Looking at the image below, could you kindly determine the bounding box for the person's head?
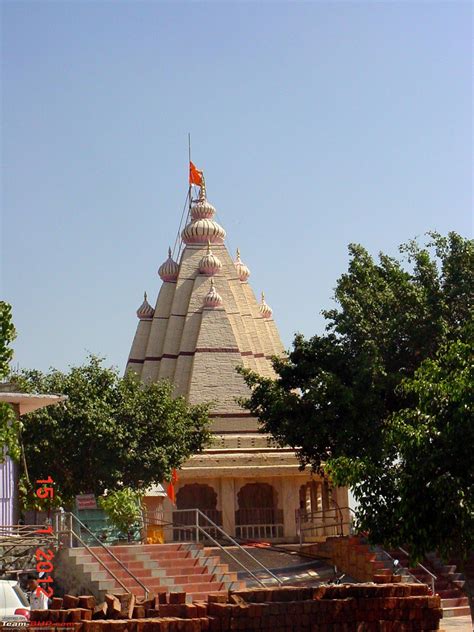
[26,575,38,591]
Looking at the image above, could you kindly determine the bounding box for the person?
[26,575,49,610]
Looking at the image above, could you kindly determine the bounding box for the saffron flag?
[189,161,203,186]
[166,469,179,504]
[167,481,176,504]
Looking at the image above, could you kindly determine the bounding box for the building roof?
[0,392,67,415]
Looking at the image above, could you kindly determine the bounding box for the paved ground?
[441,616,473,631]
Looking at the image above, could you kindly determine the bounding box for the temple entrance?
[235,483,283,540]
[173,483,222,541]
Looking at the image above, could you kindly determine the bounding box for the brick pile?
[307,536,394,583]
[21,584,444,632]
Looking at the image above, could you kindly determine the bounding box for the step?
[438,589,464,598]
[442,606,472,618]
[120,575,218,590]
[89,561,207,576]
[178,581,224,593]
[95,557,202,571]
[88,544,194,553]
[441,597,469,608]
[93,551,195,561]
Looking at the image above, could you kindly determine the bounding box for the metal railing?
[0,524,57,576]
[374,546,423,585]
[399,547,437,595]
[235,508,284,526]
[146,508,283,587]
[371,546,437,595]
[235,523,284,540]
[166,509,223,541]
[55,512,150,598]
[297,506,352,545]
[0,524,57,545]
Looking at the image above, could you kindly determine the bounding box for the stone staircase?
[301,536,471,619]
[386,548,471,619]
[59,542,246,602]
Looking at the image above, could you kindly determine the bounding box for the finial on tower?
[137,292,154,320]
[199,240,222,276]
[234,248,250,282]
[259,291,273,319]
[199,174,207,200]
[158,248,179,282]
[203,277,223,308]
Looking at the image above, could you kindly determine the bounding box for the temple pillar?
[220,478,236,536]
[281,477,299,539]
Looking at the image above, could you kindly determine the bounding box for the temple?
[126,176,348,542]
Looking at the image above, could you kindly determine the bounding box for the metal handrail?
[299,519,351,535]
[297,506,352,545]
[145,508,283,586]
[192,524,268,588]
[0,524,56,547]
[399,547,437,594]
[194,509,283,586]
[69,527,133,596]
[58,512,150,598]
[375,547,422,586]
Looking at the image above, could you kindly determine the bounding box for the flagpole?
[188,132,192,211]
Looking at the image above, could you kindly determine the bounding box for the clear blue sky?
[2,1,472,373]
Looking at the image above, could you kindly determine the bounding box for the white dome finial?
[158,248,179,282]
[259,291,273,319]
[199,240,222,276]
[137,292,154,320]
[234,248,250,282]
[203,278,223,308]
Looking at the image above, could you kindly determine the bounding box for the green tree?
[98,488,144,540]
[240,232,473,559]
[0,301,20,462]
[13,356,211,509]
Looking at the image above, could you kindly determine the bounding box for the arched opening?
[235,483,283,539]
[173,483,222,541]
[176,483,218,512]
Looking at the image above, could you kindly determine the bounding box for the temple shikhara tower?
[126,167,348,542]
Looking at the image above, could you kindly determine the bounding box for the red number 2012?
[34,478,55,598]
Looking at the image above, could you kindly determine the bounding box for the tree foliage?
[98,488,144,537]
[13,356,211,509]
[0,301,19,462]
[240,232,473,559]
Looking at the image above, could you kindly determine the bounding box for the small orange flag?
[167,481,176,504]
[171,469,179,484]
[189,161,203,186]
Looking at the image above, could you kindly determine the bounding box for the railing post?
[66,512,73,548]
[195,509,199,544]
[297,511,303,548]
